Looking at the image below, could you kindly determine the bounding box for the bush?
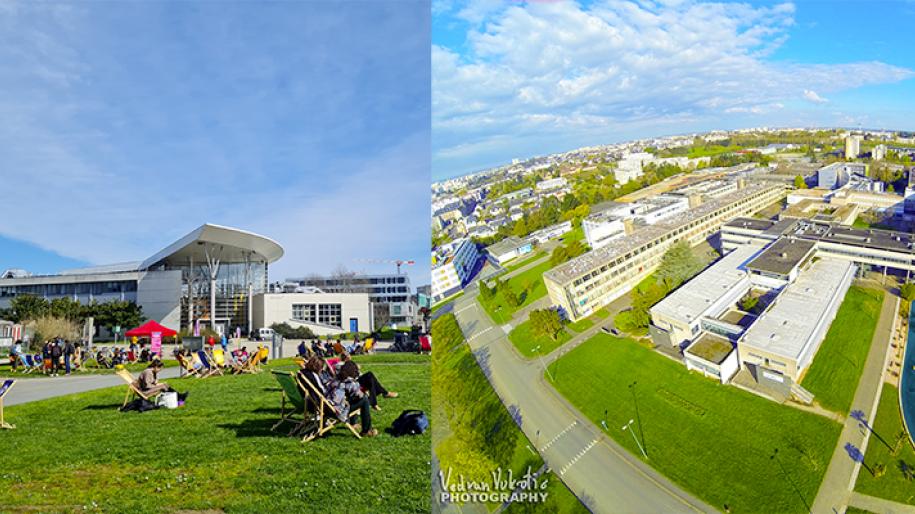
[27,316,79,343]
[269,322,316,339]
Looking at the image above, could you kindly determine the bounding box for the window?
[292,304,316,323]
[318,303,342,328]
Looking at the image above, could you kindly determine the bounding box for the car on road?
[601,324,621,336]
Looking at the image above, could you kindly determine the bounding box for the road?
[451,287,714,513]
[3,367,182,406]
[811,290,899,514]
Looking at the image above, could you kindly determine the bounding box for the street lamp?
[628,381,647,455]
[531,345,555,382]
[623,419,647,459]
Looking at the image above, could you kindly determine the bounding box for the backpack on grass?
[390,410,429,436]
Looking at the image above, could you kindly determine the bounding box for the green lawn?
[801,286,884,414]
[508,319,572,358]
[549,334,842,514]
[433,314,585,512]
[0,354,430,513]
[854,384,915,505]
[560,226,584,244]
[502,251,546,273]
[480,260,553,324]
[566,308,609,333]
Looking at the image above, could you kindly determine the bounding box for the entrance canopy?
[125,320,178,338]
[140,223,284,270]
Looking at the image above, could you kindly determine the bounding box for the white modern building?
[253,292,373,336]
[582,212,628,250]
[432,238,480,301]
[286,272,415,328]
[536,177,568,192]
[485,236,533,265]
[817,162,868,190]
[0,224,284,334]
[528,220,573,244]
[873,144,887,161]
[615,152,654,183]
[846,135,862,159]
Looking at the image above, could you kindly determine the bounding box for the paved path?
[452,291,715,514]
[811,291,899,514]
[3,367,182,406]
[848,492,915,514]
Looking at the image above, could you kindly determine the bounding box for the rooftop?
[650,244,761,325]
[545,183,782,285]
[485,236,528,257]
[794,221,915,255]
[724,217,777,232]
[741,258,854,362]
[686,333,735,365]
[745,238,816,277]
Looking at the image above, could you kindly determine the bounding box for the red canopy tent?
[124,320,177,338]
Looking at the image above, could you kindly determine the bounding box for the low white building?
[253,292,373,336]
[528,220,572,244]
[485,236,533,265]
[684,333,740,384]
[536,177,568,192]
[631,196,690,225]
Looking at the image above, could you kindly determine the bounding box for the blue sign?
[0,379,13,398]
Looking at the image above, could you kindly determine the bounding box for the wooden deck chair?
[115,369,160,409]
[175,353,200,378]
[363,338,375,354]
[0,379,15,429]
[197,350,223,377]
[212,348,227,370]
[270,371,316,438]
[295,373,361,441]
[292,356,306,369]
[236,351,262,374]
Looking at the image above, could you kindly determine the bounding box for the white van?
[257,328,275,341]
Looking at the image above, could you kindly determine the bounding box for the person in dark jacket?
[338,355,397,410]
[49,340,63,376]
[63,339,75,375]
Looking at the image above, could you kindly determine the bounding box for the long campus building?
[543,181,786,321]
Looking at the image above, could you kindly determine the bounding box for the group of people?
[9,338,83,376]
[302,336,372,359]
[172,345,269,376]
[297,352,397,438]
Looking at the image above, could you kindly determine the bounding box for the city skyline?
[0,1,431,285]
[433,0,915,180]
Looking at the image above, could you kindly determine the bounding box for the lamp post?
[772,448,811,513]
[629,381,646,455]
[531,345,555,382]
[623,419,647,459]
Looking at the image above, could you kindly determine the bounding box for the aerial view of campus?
[431,1,915,513]
[0,2,432,513]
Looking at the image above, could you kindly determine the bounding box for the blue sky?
[0,1,431,285]
[432,0,915,180]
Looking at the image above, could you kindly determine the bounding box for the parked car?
[600,324,621,336]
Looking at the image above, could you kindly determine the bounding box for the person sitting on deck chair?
[333,361,377,437]
[338,353,397,411]
[137,359,171,396]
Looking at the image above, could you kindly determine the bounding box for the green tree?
[89,300,144,333]
[793,175,807,189]
[739,294,759,313]
[49,297,85,322]
[529,309,563,341]
[900,282,915,302]
[501,282,520,308]
[655,241,704,290]
[479,280,494,301]
[7,294,50,322]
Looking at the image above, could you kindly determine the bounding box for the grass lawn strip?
[508,320,572,358]
[853,383,915,505]
[549,334,841,514]
[0,355,430,513]
[801,286,884,414]
[480,260,553,324]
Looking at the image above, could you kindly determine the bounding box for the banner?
[194,319,200,337]
[151,331,162,356]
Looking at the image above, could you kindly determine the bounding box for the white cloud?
[433,0,914,176]
[803,89,828,103]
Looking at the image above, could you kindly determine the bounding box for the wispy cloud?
[433,0,915,178]
[0,1,431,284]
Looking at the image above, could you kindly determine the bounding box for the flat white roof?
[651,244,762,325]
[740,258,854,362]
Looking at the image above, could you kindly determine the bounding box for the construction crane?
[354,258,415,275]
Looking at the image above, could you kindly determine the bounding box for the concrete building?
[528,220,573,244]
[485,236,533,265]
[287,273,415,328]
[536,177,568,192]
[684,333,741,384]
[817,162,867,189]
[582,212,629,250]
[630,196,690,225]
[873,144,887,161]
[253,292,373,336]
[0,224,283,334]
[432,238,480,301]
[544,182,786,321]
[615,152,654,184]
[846,135,862,159]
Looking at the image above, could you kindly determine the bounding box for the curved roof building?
[0,224,284,333]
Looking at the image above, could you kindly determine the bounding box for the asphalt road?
[451,287,714,514]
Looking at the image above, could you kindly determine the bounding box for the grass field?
[480,260,553,324]
[566,308,609,333]
[502,251,546,273]
[0,354,430,513]
[560,226,584,244]
[549,334,842,514]
[801,286,884,414]
[854,384,915,505]
[433,314,586,513]
[508,319,572,358]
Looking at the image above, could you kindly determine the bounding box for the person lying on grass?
[298,357,377,438]
[337,353,398,411]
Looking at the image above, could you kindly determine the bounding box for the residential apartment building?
[432,238,480,301]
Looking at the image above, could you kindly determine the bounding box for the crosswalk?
[559,438,599,476]
[539,420,577,452]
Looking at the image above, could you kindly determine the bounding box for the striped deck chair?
[18,354,35,374]
[176,353,200,378]
[197,350,222,377]
[296,372,361,441]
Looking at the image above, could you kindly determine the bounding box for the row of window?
[0,281,138,297]
[292,303,343,328]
